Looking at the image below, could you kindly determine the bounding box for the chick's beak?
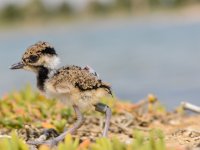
[10,62,24,70]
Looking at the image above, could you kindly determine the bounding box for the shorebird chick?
[10,41,112,146]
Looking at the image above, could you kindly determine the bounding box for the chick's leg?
[27,105,84,147]
[94,103,112,137]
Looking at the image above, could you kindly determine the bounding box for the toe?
[42,128,59,138]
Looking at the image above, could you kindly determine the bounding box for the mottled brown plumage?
[23,41,55,59]
[49,65,111,94]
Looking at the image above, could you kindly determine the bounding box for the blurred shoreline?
[1,3,200,31]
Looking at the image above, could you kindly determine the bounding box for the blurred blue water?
[1,18,200,109]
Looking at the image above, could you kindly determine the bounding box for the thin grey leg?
[27,105,84,146]
[94,103,112,137]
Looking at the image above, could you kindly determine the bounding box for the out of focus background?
[1,0,200,109]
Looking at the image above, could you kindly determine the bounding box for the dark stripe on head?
[42,47,57,55]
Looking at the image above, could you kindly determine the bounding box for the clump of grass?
[0,132,29,150]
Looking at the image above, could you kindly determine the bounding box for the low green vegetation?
[0,85,72,131]
[0,86,167,150]
[0,131,166,150]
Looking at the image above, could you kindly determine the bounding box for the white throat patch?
[44,56,60,69]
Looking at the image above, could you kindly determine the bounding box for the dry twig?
[181,102,200,113]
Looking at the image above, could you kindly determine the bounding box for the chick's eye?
[29,55,39,63]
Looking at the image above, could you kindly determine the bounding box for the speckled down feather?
[49,65,112,95]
